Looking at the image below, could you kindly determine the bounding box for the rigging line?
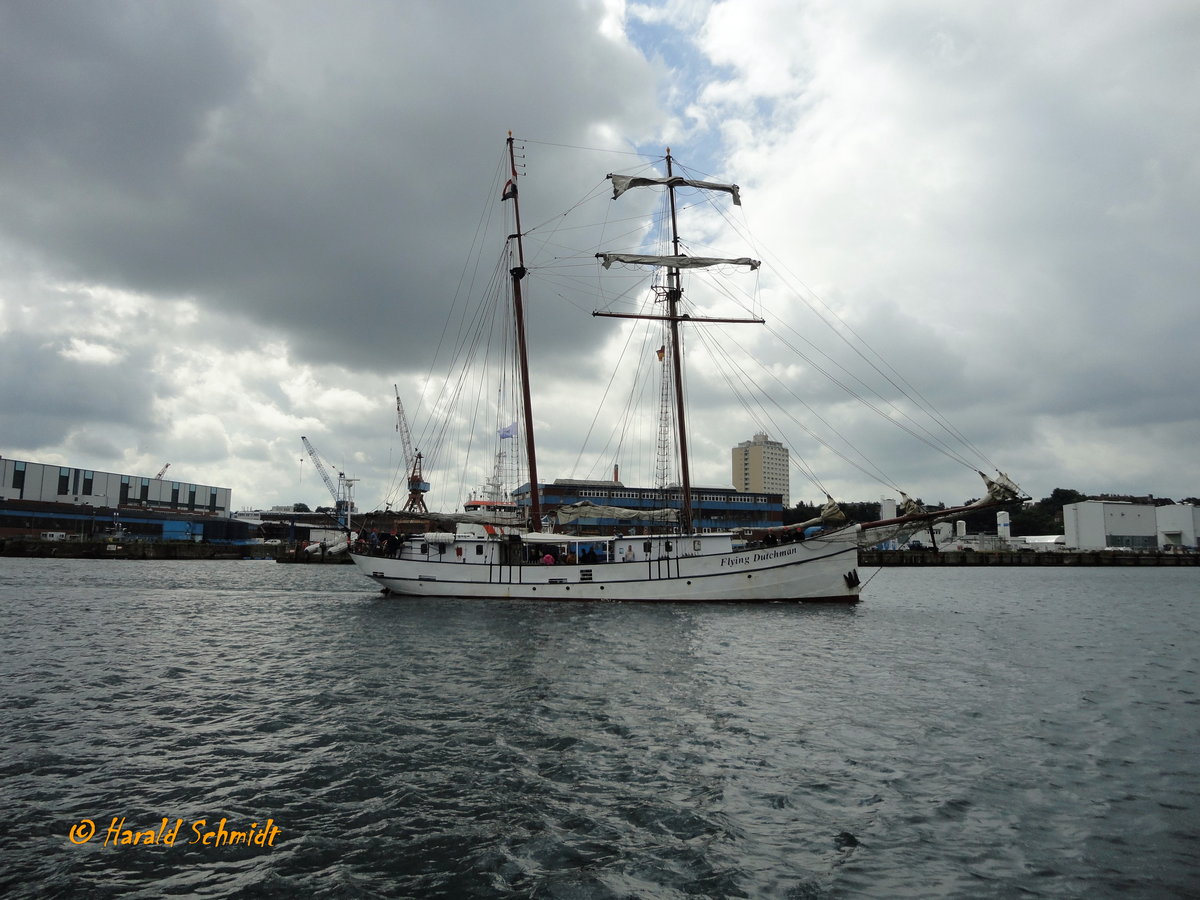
[513,136,650,158]
[691,322,903,492]
[768,324,984,472]
[748,235,997,470]
[454,260,516,506]
[697,182,991,468]
[422,252,510,485]
[410,149,512,461]
[588,304,665,485]
[688,327,844,496]
[700,337,888,497]
[701,346,829,494]
[570,174,663,482]
[527,209,652,238]
[762,319,981,471]
[567,311,646,479]
[457,289,504,505]
[671,158,745,186]
[763,321,980,475]
[521,179,613,246]
[613,315,666,480]
[699,218,980,467]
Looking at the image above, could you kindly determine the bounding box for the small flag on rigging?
[498,422,518,439]
[656,345,665,361]
[501,179,517,200]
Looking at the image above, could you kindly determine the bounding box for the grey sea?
[2,559,1197,898]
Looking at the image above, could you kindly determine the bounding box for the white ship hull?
[350,525,862,602]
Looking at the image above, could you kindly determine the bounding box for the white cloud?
[58,338,124,366]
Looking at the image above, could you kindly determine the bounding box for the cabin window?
[456,546,463,557]
[643,541,652,553]
[693,540,702,552]
[475,545,483,555]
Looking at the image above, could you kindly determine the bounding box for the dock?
[860,549,1198,566]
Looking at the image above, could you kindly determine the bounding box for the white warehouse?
[1063,500,1198,551]
[1157,504,1200,550]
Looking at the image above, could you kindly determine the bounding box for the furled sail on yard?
[609,173,743,205]
[554,501,679,525]
[596,253,761,270]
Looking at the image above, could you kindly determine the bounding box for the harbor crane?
[300,436,356,530]
[155,463,170,480]
[394,385,430,514]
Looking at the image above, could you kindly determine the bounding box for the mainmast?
[595,150,762,536]
[504,132,542,530]
[663,149,695,531]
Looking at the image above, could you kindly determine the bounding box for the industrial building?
[1063,500,1198,551]
[0,456,248,543]
[732,432,789,507]
[1157,503,1200,550]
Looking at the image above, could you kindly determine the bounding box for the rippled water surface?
[2,559,1198,897]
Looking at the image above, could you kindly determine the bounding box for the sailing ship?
[350,135,1023,601]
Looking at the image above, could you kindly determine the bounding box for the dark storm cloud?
[0,329,159,445]
[0,1,661,374]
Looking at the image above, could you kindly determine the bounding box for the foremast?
[596,149,762,534]
[504,132,542,530]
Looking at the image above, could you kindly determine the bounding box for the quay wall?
[861,549,1198,567]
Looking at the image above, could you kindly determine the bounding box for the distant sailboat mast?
[504,131,542,529]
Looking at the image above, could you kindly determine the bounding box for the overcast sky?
[2,0,1198,515]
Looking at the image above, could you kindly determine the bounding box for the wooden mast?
[505,132,541,530]
[593,149,762,535]
[663,148,694,533]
